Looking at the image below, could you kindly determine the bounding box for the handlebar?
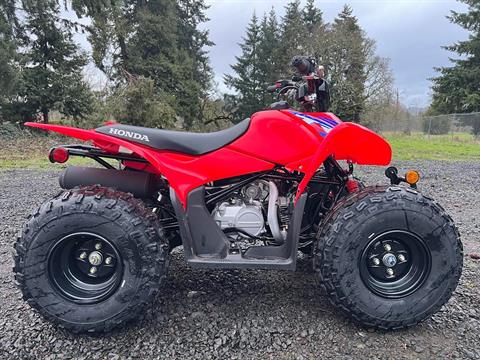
[267,74,323,110]
[268,76,319,93]
[267,84,279,93]
[291,75,302,82]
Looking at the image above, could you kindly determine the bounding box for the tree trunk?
[42,109,49,123]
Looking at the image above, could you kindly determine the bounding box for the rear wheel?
[314,186,463,329]
[14,186,168,333]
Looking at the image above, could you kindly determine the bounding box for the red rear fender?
[25,123,160,166]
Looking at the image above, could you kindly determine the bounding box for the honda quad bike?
[13,79,462,334]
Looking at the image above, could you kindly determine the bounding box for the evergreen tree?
[18,0,92,122]
[258,8,281,106]
[176,0,214,90]
[303,0,323,33]
[74,0,213,129]
[224,13,264,121]
[0,1,19,120]
[175,0,215,127]
[225,2,394,126]
[126,1,202,128]
[327,5,367,122]
[124,2,180,95]
[302,0,325,58]
[278,0,305,76]
[430,0,480,117]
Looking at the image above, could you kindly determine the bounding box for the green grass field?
[0,134,108,169]
[384,132,480,161]
[0,131,478,170]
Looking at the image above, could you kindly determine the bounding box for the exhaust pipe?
[268,181,286,244]
[59,166,160,198]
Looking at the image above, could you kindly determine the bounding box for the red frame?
[25,110,391,207]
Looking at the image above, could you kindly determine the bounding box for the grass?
[383,132,480,161]
[0,130,478,170]
[0,156,94,169]
[0,134,105,170]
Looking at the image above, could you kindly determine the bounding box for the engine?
[212,180,268,238]
[212,200,265,237]
[211,180,294,242]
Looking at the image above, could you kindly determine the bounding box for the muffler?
[59,166,160,198]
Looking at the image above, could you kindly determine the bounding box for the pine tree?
[303,0,323,33]
[327,5,367,122]
[302,0,325,58]
[430,0,480,116]
[278,0,305,76]
[176,0,215,128]
[0,1,19,120]
[73,0,213,129]
[176,0,214,89]
[224,13,264,121]
[258,8,281,107]
[19,0,92,122]
[124,2,180,90]
[225,2,393,126]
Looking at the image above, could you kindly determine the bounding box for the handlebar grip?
[267,85,278,93]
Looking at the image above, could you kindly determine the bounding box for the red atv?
[14,79,462,333]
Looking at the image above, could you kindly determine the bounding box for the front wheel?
[314,186,463,330]
[13,186,168,333]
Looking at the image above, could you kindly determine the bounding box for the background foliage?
[429,0,480,136]
[0,0,478,137]
[225,2,395,124]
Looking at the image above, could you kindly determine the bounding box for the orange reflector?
[405,170,420,185]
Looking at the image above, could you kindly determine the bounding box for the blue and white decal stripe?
[289,111,338,134]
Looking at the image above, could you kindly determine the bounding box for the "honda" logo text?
[109,128,150,142]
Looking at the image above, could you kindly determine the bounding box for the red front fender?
[296,122,392,200]
[320,122,392,165]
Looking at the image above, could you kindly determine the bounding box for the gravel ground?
[0,160,479,360]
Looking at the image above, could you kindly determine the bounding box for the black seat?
[96,118,251,155]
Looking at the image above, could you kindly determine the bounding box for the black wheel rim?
[48,232,123,304]
[359,230,431,299]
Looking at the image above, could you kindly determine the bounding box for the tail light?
[49,147,69,163]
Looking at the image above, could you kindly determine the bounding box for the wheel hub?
[360,230,431,298]
[382,253,397,267]
[47,232,122,304]
[88,251,103,266]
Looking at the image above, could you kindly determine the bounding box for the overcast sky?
[203,0,469,108]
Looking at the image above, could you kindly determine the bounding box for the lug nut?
[105,257,112,265]
[95,242,102,250]
[398,254,406,262]
[372,258,380,266]
[89,266,97,274]
[386,268,394,276]
[383,244,392,252]
[79,252,87,260]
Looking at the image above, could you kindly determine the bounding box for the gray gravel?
[1,161,479,360]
